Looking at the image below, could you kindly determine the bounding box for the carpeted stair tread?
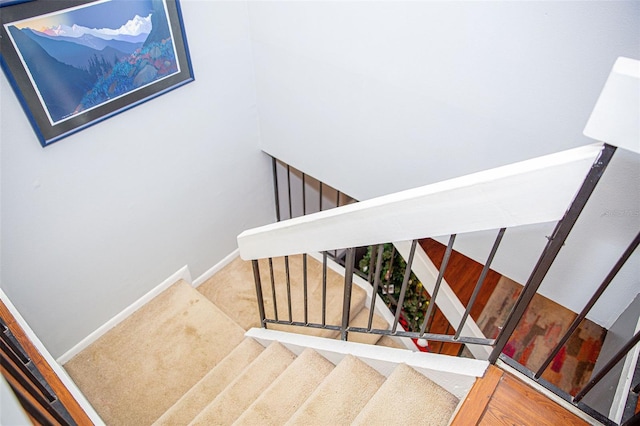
[153,337,265,425]
[285,354,385,426]
[64,280,246,426]
[268,280,367,338]
[345,307,389,344]
[376,335,407,349]
[234,348,335,426]
[198,255,368,339]
[189,341,296,425]
[352,363,459,426]
[197,256,270,330]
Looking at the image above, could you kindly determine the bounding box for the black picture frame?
[0,0,194,147]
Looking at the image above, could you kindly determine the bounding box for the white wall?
[249,1,639,197]
[0,1,274,358]
[247,1,640,327]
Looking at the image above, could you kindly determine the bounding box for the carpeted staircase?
[63,255,460,425]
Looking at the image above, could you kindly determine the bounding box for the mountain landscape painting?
[4,0,181,126]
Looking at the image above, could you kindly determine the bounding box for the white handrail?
[238,143,604,260]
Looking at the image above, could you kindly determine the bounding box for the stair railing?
[249,239,501,348]
[1,316,77,425]
[242,144,640,425]
[256,159,509,349]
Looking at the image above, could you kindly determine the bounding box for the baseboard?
[193,248,240,288]
[57,265,192,365]
[0,289,105,425]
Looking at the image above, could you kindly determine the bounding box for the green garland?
[359,244,429,332]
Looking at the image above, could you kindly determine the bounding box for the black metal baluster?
[367,244,385,331]
[535,231,640,379]
[271,157,281,222]
[367,245,379,284]
[574,331,640,403]
[302,173,306,216]
[285,256,292,323]
[286,165,292,219]
[303,254,308,325]
[322,251,328,326]
[454,228,505,339]
[392,240,418,333]
[341,248,356,340]
[252,260,267,328]
[490,144,617,363]
[385,245,396,295]
[420,234,456,336]
[623,357,640,423]
[268,257,278,321]
[334,191,341,259]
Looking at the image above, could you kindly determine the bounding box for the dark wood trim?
[0,300,94,425]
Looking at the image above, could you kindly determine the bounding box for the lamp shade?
[583,57,640,154]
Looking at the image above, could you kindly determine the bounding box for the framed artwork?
[0,0,194,147]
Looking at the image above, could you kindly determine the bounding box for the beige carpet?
[153,337,264,425]
[347,307,391,344]
[65,260,459,425]
[286,354,386,426]
[234,347,335,426]
[189,341,296,425]
[353,363,459,426]
[377,334,407,349]
[198,255,389,341]
[64,280,245,425]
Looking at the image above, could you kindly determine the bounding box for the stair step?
[153,337,264,425]
[234,348,335,426]
[376,334,407,349]
[352,363,459,426]
[346,307,388,345]
[285,354,385,425]
[64,280,246,426]
[268,279,367,338]
[189,341,296,425]
[198,255,371,339]
[197,256,267,330]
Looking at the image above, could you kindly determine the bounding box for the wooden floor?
[452,365,591,426]
[418,241,611,424]
[419,238,502,356]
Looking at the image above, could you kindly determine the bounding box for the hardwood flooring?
[452,365,590,426]
[418,238,502,355]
